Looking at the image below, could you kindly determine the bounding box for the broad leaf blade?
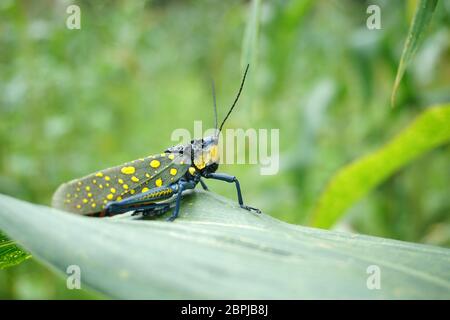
[0,191,449,299]
[391,0,438,106]
[310,104,450,229]
[0,231,31,269]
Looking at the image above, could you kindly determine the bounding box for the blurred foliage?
[311,104,450,228]
[0,0,449,298]
[0,231,31,269]
[391,0,438,106]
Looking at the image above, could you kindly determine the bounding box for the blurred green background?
[0,0,449,299]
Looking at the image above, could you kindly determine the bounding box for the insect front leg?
[203,173,261,214]
[166,180,197,222]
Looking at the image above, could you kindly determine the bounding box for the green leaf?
[310,104,450,229]
[0,231,31,269]
[391,0,438,107]
[0,191,449,299]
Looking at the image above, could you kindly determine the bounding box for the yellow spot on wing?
[189,167,196,175]
[142,187,149,193]
[130,189,136,195]
[123,184,129,190]
[107,194,113,200]
[87,193,92,197]
[155,178,163,187]
[83,199,88,204]
[168,154,175,160]
[145,173,150,178]
[121,166,136,175]
[110,188,116,194]
[170,168,177,176]
[118,178,124,184]
[99,184,103,189]
[131,176,139,182]
[95,172,103,177]
[91,203,96,208]
[150,160,160,168]
[76,204,81,209]
[105,176,111,181]
[116,196,122,201]
[85,186,90,191]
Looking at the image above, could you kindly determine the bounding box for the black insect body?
[52,65,260,221]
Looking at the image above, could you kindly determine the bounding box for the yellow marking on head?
[91,203,96,208]
[131,176,139,182]
[83,198,88,204]
[116,196,122,201]
[95,172,103,177]
[155,178,163,187]
[110,188,116,194]
[168,154,175,160]
[87,193,92,198]
[123,184,129,190]
[121,166,136,175]
[85,186,90,191]
[130,189,136,195]
[105,176,111,181]
[150,160,160,168]
[107,194,114,200]
[118,178,124,184]
[142,187,149,193]
[76,204,81,209]
[189,167,196,175]
[170,168,177,176]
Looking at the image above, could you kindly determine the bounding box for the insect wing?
[52,152,190,215]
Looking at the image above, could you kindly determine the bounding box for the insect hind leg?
[133,203,172,218]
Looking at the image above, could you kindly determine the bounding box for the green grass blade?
[241,0,261,68]
[0,191,449,299]
[310,104,450,228]
[0,231,31,269]
[391,0,438,107]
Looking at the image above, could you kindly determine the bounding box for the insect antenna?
[218,64,250,133]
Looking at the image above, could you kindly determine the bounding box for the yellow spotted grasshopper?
[52,65,260,221]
